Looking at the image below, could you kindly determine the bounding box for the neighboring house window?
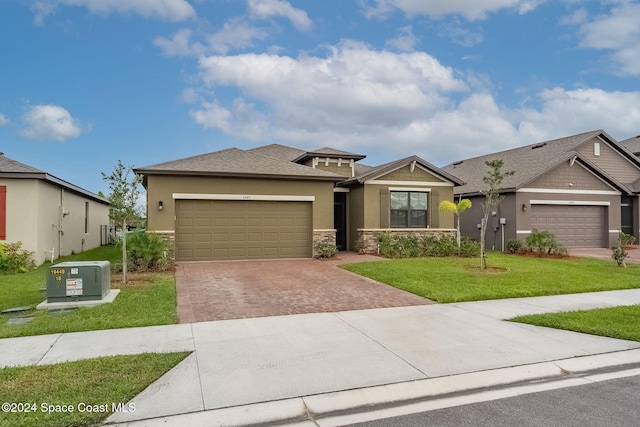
[390,191,428,228]
[0,186,5,240]
[84,202,89,234]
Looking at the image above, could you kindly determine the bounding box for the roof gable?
[443,130,639,195]
[340,155,464,186]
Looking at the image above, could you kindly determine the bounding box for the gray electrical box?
[46,261,111,303]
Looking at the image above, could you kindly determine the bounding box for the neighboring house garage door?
[175,200,312,261]
[530,204,605,248]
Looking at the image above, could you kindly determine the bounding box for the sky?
[2,0,640,197]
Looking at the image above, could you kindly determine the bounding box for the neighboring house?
[0,153,110,265]
[620,134,640,157]
[135,145,463,261]
[442,130,640,250]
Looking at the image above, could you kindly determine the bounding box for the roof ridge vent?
[452,160,463,166]
[531,142,547,149]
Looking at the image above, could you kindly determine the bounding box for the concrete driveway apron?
[175,252,434,323]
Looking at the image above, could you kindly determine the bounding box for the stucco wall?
[1,179,39,258]
[145,175,336,233]
[1,178,109,265]
[362,183,455,229]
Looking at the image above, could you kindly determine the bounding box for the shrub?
[619,231,636,247]
[458,236,481,257]
[506,239,523,254]
[315,241,338,259]
[0,241,36,274]
[524,230,567,257]
[377,233,419,258]
[378,233,477,258]
[118,231,173,272]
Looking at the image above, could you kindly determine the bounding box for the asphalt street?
[353,374,640,427]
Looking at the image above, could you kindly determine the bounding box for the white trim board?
[172,193,315,202]
[388,187,432,192]
[518,188,620,195]
[367,180,453,187]
[529,200,610,206]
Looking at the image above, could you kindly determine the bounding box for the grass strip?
[0,352,189,427]
[511,305,640,342]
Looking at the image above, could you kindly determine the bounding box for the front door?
[621,196,635,237]
[334,193,347,251]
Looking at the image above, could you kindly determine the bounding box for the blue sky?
[2,0,640,196]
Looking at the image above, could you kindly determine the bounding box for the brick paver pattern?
[175,252,433,323]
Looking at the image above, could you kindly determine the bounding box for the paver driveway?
[175,252,433,323]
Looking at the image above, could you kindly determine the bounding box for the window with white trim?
[390,191,428,228]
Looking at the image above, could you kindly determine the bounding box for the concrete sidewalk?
[3,289,640,425]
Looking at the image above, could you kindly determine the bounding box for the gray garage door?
[175,200,312,261]
[530,204,605,248]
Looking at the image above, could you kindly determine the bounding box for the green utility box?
[46,261,111,303]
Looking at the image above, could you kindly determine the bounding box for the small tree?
[439,198,472,256]
[480,159,514,270]
[102,161,144,284]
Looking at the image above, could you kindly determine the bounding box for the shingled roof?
[0,153,109,204]
[339,155,464,186]
[135,147,344,181]
[442,130,637,196]
[292,147,366,163]
[620,135,640,155]
[0,153,45,174]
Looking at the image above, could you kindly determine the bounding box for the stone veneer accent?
[356,228,456,254]
[313,229,337,257]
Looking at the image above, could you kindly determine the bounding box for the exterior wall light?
[158,201,163,211]
[522,204,527,212]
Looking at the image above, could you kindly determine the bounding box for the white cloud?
[37,0,195,23]
[0,114,9,126]
[361,0,544,21]
[385,25,419,52]
[20,104,88,142]
[206,19,269,55]
[188,42,640,165]
[31,1,57,26]
[515,87,640,142]
[248,0,312,31]
[577,2,640,75]
[155,20,269,56]
[154,29,202,56]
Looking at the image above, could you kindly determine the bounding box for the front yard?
[0,245,178,339]
[342,253,640,303]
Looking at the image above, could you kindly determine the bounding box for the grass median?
[0,352,189,427]
[342,253,640,303]
[512,305,640,342]
[0,245,178,338]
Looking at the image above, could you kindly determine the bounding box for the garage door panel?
[176,200,312,261]
[530,204,604,248]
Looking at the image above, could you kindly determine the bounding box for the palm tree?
[439,198,472,256]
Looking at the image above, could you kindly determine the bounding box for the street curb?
[105,349,640,426]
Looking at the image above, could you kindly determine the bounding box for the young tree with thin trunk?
[101,161,144,284]
[439,198,472,256]
[480,159,514,270]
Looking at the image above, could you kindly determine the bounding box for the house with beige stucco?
[0,153,110,265]
[135,144,464,261]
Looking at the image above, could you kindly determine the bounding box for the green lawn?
[342,253,640,303]
[0,246,178,338]
[512,305,640,342]
[0,352,189,427]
